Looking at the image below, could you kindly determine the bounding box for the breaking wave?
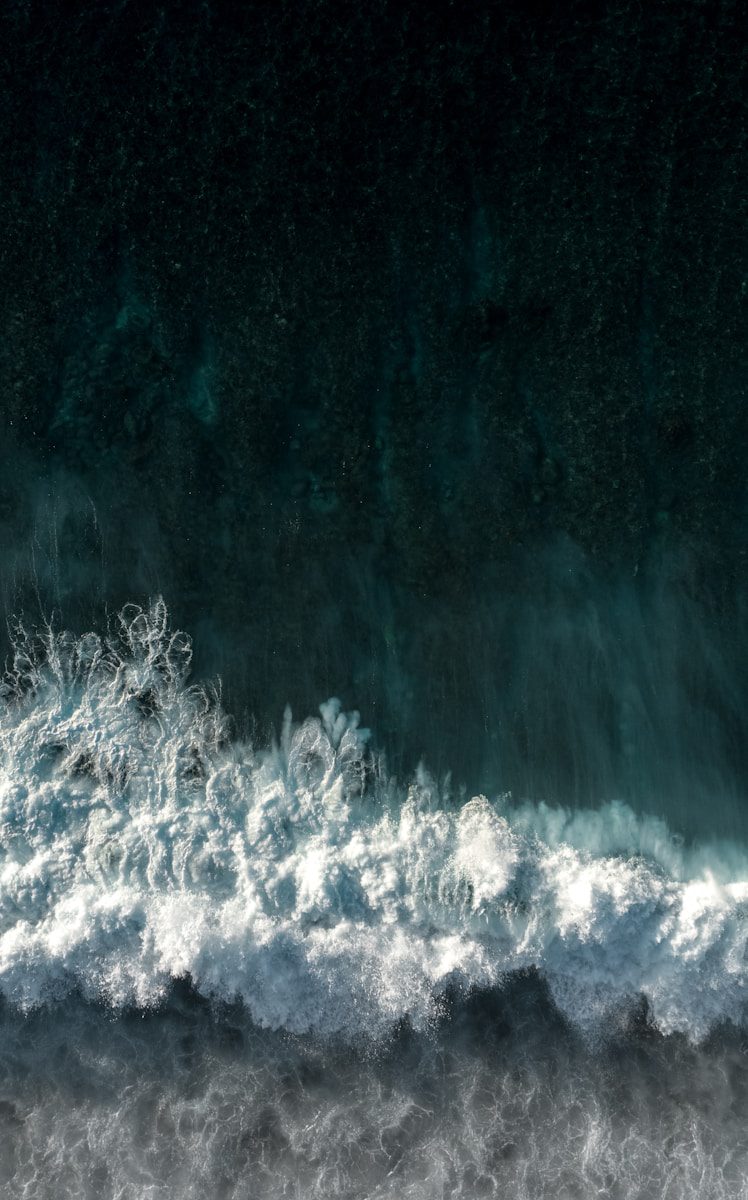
[0,600,745,1043]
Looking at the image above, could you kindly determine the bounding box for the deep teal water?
[0,1,746,1195]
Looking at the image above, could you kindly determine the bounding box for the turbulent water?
[2,5,748,1191]
[0,601,746,1197]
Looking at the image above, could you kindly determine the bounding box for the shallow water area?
[0,981,747,1200]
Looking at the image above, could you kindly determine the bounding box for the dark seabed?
[0,1,746,1196]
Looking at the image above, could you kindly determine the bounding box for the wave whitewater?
[0,601,745,1041]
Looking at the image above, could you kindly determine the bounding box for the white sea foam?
[0,601,745,1040]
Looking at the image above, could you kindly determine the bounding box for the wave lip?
[0,601,745,1041]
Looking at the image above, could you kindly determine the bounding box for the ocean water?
[0,602,745,1197]
[2,1,747,1196]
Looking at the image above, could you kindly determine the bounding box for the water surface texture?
[0,2,747,1197]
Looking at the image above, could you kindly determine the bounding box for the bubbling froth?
[0,601,745,1040]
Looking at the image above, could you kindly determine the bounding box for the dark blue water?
[0,1,746,1195]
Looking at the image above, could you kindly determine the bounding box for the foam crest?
[0,602,745,1040]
